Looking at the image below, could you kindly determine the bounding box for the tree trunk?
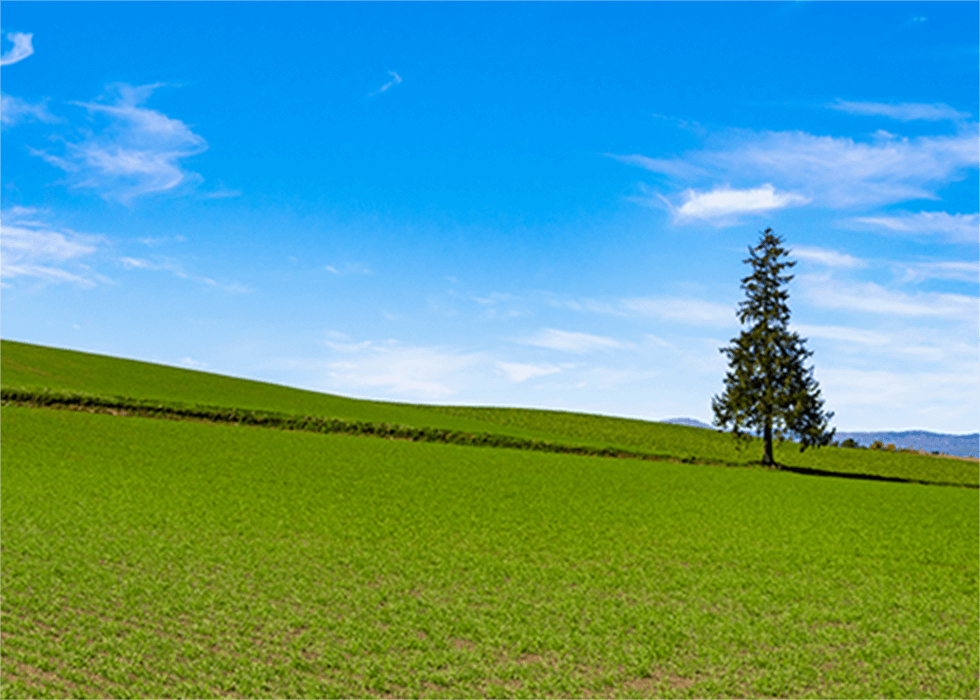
[763,419,774,466]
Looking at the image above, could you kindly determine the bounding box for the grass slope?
[2,339,976,486]
[2,406,977,699]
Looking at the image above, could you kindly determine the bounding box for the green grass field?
[2,340,978,698]
[3,340,976,486]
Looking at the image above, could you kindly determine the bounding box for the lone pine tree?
[712,228,835,466]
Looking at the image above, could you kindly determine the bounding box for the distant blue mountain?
[659,419,980,459]
[835,431,979,459]
[660,417,717,430]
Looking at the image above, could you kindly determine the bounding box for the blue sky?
[2,2,977,432]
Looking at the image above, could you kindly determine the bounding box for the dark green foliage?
[869,440,900,452]
[713,229,835,466]
[839,438,861,449]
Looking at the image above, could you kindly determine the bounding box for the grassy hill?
[2,339,976,486]
[3,340,977,698]
[2,403,977,698]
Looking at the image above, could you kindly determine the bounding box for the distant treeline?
[834,431,979,459]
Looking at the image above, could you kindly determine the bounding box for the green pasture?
[2,340,976,486]
[2,406,977,699]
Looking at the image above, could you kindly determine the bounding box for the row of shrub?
[1,386,703,466]
[836,437,946,456]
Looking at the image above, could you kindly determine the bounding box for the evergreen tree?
[712,228,835,466]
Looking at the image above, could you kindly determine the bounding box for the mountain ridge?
[661,418,979,459]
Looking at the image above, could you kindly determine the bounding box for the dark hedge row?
[0,387,696,465]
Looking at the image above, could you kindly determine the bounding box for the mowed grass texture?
[3,406,977,698]
[2,340,976,486]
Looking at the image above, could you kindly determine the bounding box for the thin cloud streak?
[894,261,978,284]
[120,257,155,269]
[828,99,971,122]
[841,211,979,243]
[559,296,736,326]
[1,264,95,286]
[794,323,976,365]
[325,262,372,276]
[120,254,251,293]
[793,324,891,347]
[201,188,242,200]
[792,245,867,269]
[620,297,736,325]
[609,153,707,180]
[801,276,978,320]
[0,32,34,66]
[521,328,624,353]
[496,361,562,383]
[789,243,974,283]
[369,70,402,97]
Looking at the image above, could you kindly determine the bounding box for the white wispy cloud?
[794,323,976,365]
[0,32,34,66]
[801,276,978,320]
[619,297,736,325]
[792,245,867,269]
[894,260,978,284]
[496,361,562,383]
[663,184,810,224]
[816,367,978,431]
[644,334,679,352]
[323,341,483,399]
[578,366,660,390]
[0,207,104,286]
[369,70,402,97]
[201,188,242,200]
[521,328,624,353]
[793,324,891,347]
[119,253,250,293]
[828,99,971,122]
[473,292,514,305]
[841,211,979,243]
[1,93,57,127]
[1,207,245,292]
[31,83,207,204]
[559,296,735,326]
[120,256,155,269]
[321,331,375,354]
[610,153,707,180]
[138,235,185,246]
[325,262,372,276]
[617,126,978,212]
[789,243,974,284]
